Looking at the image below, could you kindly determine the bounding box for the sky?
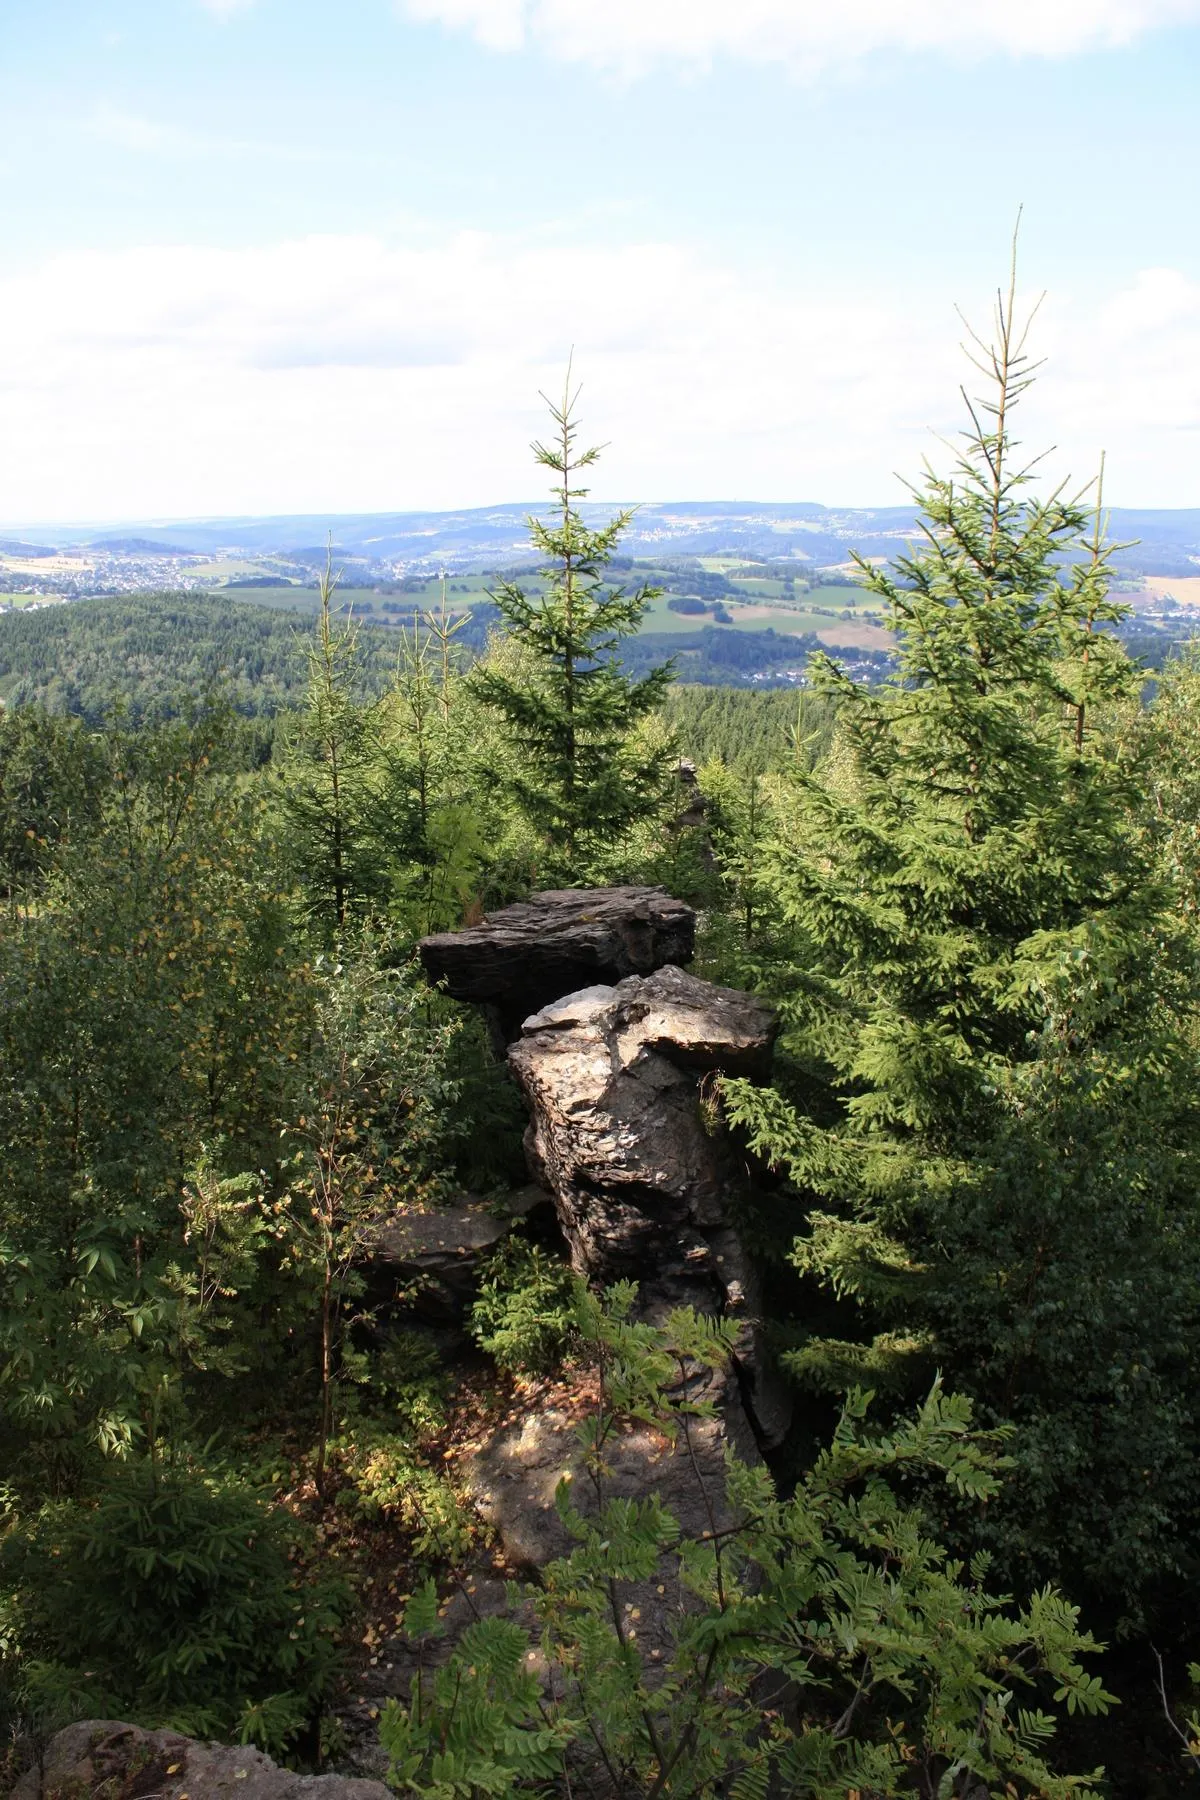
[0,0,1198,524]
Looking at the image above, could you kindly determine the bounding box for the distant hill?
[9,503,1198,577]
[86,535,201,555]
[0,538,58,558]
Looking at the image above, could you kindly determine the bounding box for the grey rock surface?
[418,887,695,1041]
[8,1722,391,1800]
[508,964,774,1276]
[508,964,790,1448]
[361,1187,553,1322]
[461,1361,759,1571]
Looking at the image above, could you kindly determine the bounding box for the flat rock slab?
[369,1202,510,1266]
[361,1189,552,1321]
[8,1722,391,1800]
[461,1367,759,1573]
[418,887,695,1040]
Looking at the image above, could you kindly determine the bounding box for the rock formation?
[341,892,795,1771]
[507,961,789,1449]
[509,963,774,1275]
[9,1722,391,1800]
[418,886,694,1042]
[419,889,791,1451]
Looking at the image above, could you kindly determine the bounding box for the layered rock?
[508,964,774,1279]
[418,886,694,1042]
[343,902,795,1774]
[417,887,790,1459]
[507,962,788,1449]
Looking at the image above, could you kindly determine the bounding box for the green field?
[207,567,895,648]
[208,582,322,612]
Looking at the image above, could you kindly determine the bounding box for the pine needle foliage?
[1,1461,347,1756]
[471,371,675,876]
[381,1286,1112,1799]
[721,247,1200,1614]
[278,548,400,932]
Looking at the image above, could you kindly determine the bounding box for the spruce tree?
[471,372,674,877]
[279,547,415,931]
[723,256,1200,1618]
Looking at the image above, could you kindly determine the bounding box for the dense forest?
[4,309,1200,1800]
[0,585,898,720]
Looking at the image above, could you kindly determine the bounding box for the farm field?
[208,566,898,648]
[1144,574,1200,607]
[0,552,92,579]
[211,582,323,612]
[636,582,891,649]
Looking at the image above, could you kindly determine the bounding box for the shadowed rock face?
[362,1186,550,1324]
[418,886,695,1042]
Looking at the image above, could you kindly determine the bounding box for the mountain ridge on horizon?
[3,500,1199,577]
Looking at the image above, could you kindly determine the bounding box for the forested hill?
[0,589,896,721]
[0,591,321,720]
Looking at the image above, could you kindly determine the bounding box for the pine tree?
[723,251,1200,1617]
[471,371,675,877]
[381,579,489,936]
[278,547,398,931]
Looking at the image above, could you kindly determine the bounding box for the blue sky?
[1,0,1198,521]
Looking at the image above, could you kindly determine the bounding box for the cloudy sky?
[1,0,1198,523]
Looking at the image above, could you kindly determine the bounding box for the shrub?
[332,1423,474,1565]
[0,1461,348,1756]
[362,1328,450,1437]
[382,1287,1114,1800]
[469,1234,577,1373]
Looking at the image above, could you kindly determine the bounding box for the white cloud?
[399,0,1200,73]
[0,232,1194,523]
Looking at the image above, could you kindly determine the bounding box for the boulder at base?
[8,1722,391,1800]
[362,1187,549,1322]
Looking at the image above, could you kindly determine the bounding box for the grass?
[206,568,896,650]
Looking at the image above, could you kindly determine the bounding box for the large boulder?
[418,887,695,1042]
[508,963,775,1280]
[8,1722,391,1800]
[507,964,789,1448]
